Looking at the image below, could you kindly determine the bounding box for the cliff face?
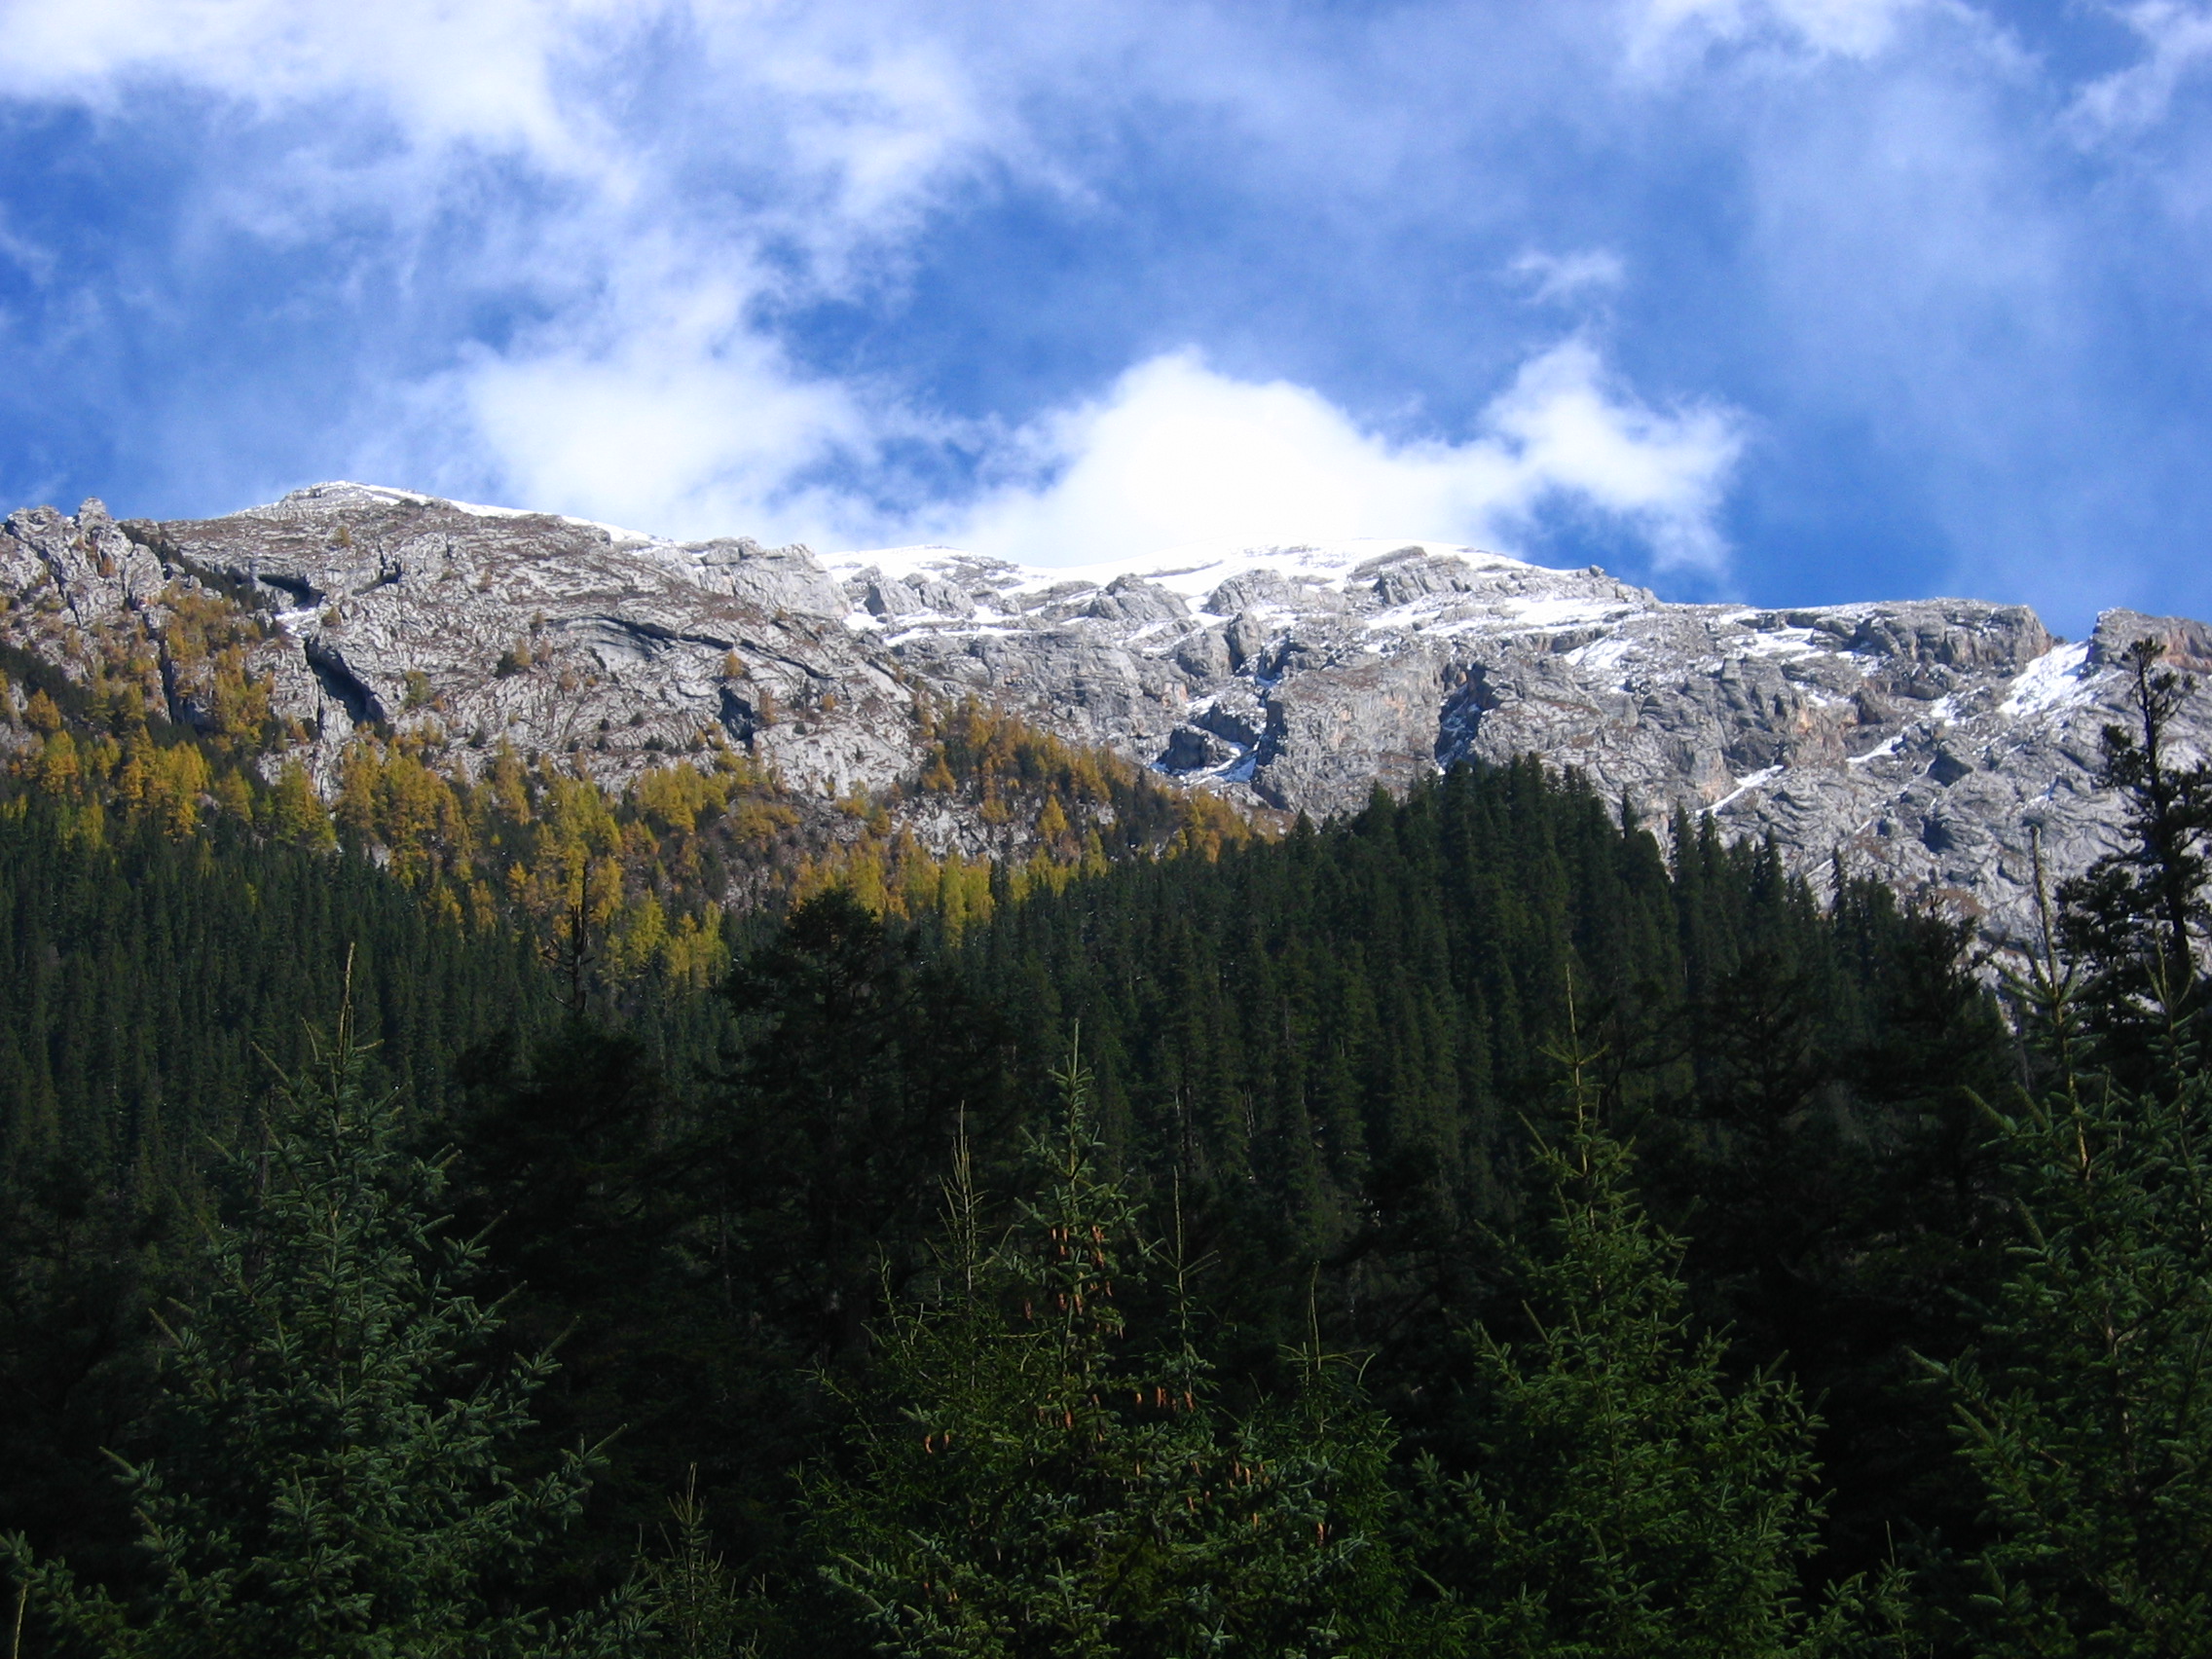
[5,480,2206,948]
[0,483,919,800]
[828,539,2212,950]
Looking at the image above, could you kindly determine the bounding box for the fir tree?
[2057,636,2212,1043]
[1416,1037,1861,1658]
[1925,935,2212,1655]
[638,1473,762,1659]
[799,1055,1405,1658]
[0,1152,174,1593]
[712,888,1014,1369]
[2,1006,636,1658]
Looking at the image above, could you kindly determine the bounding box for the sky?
[0,1,2208,633]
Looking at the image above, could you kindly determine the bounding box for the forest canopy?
[3,640,2209,1656]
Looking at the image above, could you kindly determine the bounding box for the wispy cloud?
[2070,3,2212,136]
[1629,0,1929,65]
[0,1,2207,630]
[0,0,635,166]
[1511,249,1628,306]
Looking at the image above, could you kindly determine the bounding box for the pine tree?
[799,1055,1405,1658]
[1415,1038,1861,1658]
[2,1005,636,1658]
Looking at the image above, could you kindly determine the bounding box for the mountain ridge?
[3,480,2205,952]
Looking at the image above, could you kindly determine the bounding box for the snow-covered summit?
[257,481,672,548]
[820,535,1646,647]
[823,535,1528,600]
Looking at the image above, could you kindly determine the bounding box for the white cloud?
[0,0,631,169]
[0,1,1014,274]
[1511,248,1628,304]
[931,344,1744,574]
[403,329,1745,578]
[0,0,1034,539]
[0,3,1737,573]
[429,283,877,544]
[1632,0,1927,61]
[3,2,2004,605]
[2071,3,2212,135]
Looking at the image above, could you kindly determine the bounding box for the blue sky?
[1,1,2209,633]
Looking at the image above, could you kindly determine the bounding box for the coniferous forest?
[4,642,2211,1656]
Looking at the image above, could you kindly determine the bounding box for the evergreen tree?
[1416,1040,1857,1657]
[1639,885,2013,1589]
[638,1474,762,1659]
[3,1008,635,1658]
[0,1154,176,1593]
[2058,636,2212,1044]
[799,1056,1405,1658]
[712,888,1015,1369]
[438,1021,717,1596]
[1925,950,2212,1655]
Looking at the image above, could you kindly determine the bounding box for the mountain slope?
[833,535,2209,949]
[3,481,2205,948]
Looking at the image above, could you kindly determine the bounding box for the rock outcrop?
[1,483,917,800]
[4,482,2206,953]
[844,540,2212,953]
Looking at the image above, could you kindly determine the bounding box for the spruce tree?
[2057,636,2212,1044]
[799,1055,1405,1658]
[2,1007,635,1658]
[712,888,1014,1369]
[1925,942,2212,1654]
[1415,1041,1859,1658]
[1914,639,2212,1654]
[638,1474,761,1659]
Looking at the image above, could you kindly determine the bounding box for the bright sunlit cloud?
[431,292,876,545]
[929,345,1741,571]
[423,329,1743,578]
[0,0,2208,629]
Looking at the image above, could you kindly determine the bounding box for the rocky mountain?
[4,480,2206,951]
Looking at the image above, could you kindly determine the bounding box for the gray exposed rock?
[1161,724,1234,772]
[6,486,2207,957]
[0,483,915,800]
[1088,574,1189,625]
[817,539,2211,957]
